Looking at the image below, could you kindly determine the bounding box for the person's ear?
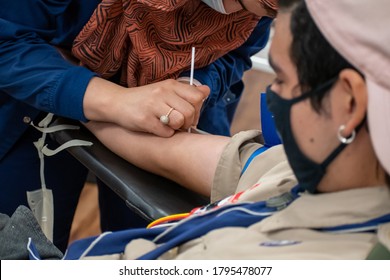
[337,69,367,137]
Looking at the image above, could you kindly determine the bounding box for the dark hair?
[279,0,358,113]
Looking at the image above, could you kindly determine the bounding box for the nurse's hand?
[83,77,210,137]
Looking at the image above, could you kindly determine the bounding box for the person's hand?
[83,77,210,137]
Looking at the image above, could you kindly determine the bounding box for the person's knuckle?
[184,106,196,118]
[137,113,150,126]
[175,112,185,125]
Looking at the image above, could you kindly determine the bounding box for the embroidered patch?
[260,240,301,247]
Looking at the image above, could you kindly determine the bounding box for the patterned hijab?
[72,0,277,87]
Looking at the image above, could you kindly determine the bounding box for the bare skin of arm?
[85,121,230,197]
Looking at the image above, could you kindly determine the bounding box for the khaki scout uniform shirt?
[211,130,297,203]
[154,131,390,259]
[170,186,390,259]
[90,131,390,259]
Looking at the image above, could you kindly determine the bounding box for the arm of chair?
[49,117,209,223]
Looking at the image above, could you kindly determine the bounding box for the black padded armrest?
[50,117,208,222]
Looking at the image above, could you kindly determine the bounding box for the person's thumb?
[197,85,211,99]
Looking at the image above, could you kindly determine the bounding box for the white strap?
[38,112,54,127]
[41,139,92,157]
[27,113,93,242]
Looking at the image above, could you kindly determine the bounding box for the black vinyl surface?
[50,117,208,222]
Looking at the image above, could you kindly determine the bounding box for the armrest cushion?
[50,117,208,222]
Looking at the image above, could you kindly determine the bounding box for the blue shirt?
[0,0,99,161]
[0,0,272,160]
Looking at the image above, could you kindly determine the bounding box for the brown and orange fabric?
[72,0,277,88]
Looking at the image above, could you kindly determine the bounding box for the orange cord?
[147,213,190,229]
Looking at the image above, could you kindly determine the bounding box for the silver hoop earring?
[337,125,356,144]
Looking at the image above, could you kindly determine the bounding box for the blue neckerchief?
[137,186,302,260]
[58,186,390,260]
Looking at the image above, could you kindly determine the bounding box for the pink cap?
[306,0,390,175]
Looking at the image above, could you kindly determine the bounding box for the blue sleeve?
[0,0,99,121]
[181,17,273,106]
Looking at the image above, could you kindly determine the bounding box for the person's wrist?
[83,77,122,123]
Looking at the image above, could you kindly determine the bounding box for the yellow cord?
[147,213,190,229]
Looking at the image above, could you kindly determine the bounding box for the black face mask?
[266,78,355,193]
